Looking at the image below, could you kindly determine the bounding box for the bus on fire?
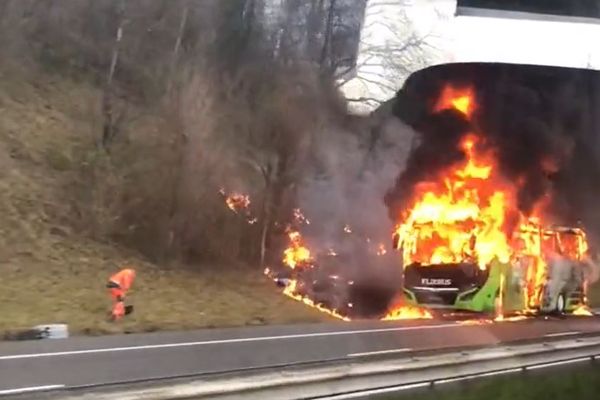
[393,223,591,315]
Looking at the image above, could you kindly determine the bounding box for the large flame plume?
[392,84,591,314]
[395,133,514,271]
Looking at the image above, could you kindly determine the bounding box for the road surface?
[1,316,600,396]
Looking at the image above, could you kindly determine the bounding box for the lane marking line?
[0,323,459,361]
[0,385,65,396]
[316,382,430,399]
[525,357,589,370]
[348,348,412,357]
[435,368,522,385]
[544,331,581,338]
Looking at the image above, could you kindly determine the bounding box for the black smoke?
[385,63,600,247]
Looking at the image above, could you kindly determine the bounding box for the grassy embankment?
[0,68,328,337]
[386,365,600,400]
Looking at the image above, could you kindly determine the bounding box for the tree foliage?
[0,0,372,266]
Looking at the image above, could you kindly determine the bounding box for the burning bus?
[394,222,589,315]
[264,63,598,322]
[388,78,593,317]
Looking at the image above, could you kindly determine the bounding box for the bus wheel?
[556,294,566,314]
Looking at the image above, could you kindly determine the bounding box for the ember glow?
[220,189,250,213]
[383,303,433,320]
[573,305,593,316]
[219,188,258,224]
[279,223,350,320]
[282,279,350,321]
[494,314,530,323]
[277,209,432,321]
[293,208,310,225]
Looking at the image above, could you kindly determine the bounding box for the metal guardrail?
[47,334,600,400]
[311,352,598,399]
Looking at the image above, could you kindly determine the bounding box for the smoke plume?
[294,110,415,315]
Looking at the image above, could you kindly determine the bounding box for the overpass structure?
[341,0,600,114]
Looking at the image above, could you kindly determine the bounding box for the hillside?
[0,66,328,336]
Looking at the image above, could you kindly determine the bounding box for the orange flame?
[220,189,258,224]
[434,85,475,118]
[222,191,250,213]
[282,229,312,269]
[282,279,350,321]
[395,85,590,313]
[573,305,593,316]
[494,315,530,322]
[395,133,513,270]
[278,210,433,321]
[279,225,350,320]
[383,303,433,320]
[460,319,494,326]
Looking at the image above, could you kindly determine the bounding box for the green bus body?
[400,227,588,314]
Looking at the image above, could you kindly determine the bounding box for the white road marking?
[525,357,590,370]
[0,385,64,396]
[435,368,522,384]
[348,348,412,357]
[0,323,459,361]
[544,331,581,338]
[316,382,430,399]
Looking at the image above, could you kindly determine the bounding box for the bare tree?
[338,1,440,113]
[167,0,189,92]
[101,0,127,150]
[0,0,360,268]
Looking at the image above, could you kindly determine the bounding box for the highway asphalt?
[1,316,600,397]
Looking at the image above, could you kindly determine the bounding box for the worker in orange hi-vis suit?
[106,268,136,321]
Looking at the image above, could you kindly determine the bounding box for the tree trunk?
[307,0,326,62]
[161,99,188,263]
[167,1,189,92]
[259,205,270,267]
[101,0,126,150]
[259,163,274,267]
[319,0,337,74]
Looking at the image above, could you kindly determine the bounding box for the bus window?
[556,231,583,260]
